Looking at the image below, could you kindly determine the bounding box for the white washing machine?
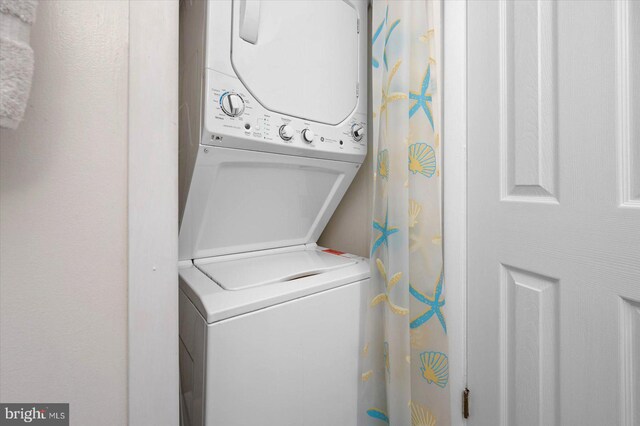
[178,1,369,425]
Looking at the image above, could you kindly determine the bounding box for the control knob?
[351,124,365,141]
[220,93,245,117]
[302,129,315,143]
[279,125,295,141]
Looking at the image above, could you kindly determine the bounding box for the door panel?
[625,0,640,205]
[500,266,559,426]
[468,1,640,426]
[501,0,557,202]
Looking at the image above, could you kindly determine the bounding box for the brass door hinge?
[463,388,470,419]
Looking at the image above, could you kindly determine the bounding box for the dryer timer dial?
[220,93,245,117]
[351,124,364,141]
[302,129,315,143]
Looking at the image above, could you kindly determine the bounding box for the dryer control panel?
[202,70,367,163]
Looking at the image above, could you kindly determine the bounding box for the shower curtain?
[360,1,449,425]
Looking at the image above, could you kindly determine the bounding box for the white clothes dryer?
[178,1,369,425]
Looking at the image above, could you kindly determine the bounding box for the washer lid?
[179,146,359,261]
[231,0,359,125]
[195,248,356,291]
[179,251,369,324]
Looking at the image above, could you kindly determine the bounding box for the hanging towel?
[0,0,37,130]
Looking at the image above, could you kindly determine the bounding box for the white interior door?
[467,1,640,426]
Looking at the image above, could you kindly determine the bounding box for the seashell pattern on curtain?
[360,1,449,424]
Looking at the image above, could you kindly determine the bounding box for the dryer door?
[230,0,359,125]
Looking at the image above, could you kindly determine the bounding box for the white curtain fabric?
[360,1,449,425]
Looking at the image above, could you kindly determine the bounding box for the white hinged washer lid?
[179,146,358,261]
[194,248,357,290]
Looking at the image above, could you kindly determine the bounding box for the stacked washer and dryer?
[179,1,369,425]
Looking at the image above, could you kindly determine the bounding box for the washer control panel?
[203,70,366,163]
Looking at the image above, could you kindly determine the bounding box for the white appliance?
[178,1,369,425]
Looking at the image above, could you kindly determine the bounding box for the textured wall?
[0,2,129,425]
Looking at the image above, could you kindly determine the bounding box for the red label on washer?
[322,248,345,256]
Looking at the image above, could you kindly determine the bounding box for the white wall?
[0,2,129,424]
[318,150,373,257]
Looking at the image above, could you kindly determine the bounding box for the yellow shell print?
[410,401,436,426]
[419,351,449,388]
[409,199,422,228]
[377,149,390,180]
[408,143,436,178]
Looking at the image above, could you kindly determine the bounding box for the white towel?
[0,0,37,130]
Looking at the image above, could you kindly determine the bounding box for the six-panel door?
[468,1,640,425]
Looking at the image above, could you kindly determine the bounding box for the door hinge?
[463,388,470,419]
[357,18,360,34]
[356,82,360,98]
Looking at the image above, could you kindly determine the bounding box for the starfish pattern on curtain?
[360,1,450,425]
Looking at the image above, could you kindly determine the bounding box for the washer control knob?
[279,125,295,141]
[351,124,365,141]
[302,128,315,143]
[220,93,245,117]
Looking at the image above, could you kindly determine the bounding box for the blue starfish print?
[383,18,400,70]
[371,7,385,68]
[371,6,400,70]
[367,408,389,423]
[371,208,399,256]
[409,270,446,333]
[409,65,434,129]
